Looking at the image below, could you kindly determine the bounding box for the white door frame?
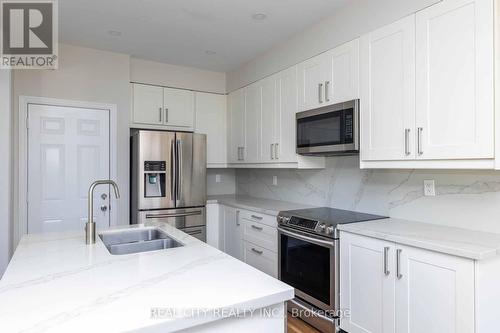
[17,96,118,244]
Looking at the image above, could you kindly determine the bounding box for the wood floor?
[287,313,321,333]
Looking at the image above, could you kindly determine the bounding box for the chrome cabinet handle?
[270,144,274,160]
[404,128,411,156]
[396,249,403,279]
[251,215,263,220]
[325,81,330,102]
[417,127,423,155]
[251,224,263,231]
[159,107,162,122]
[165,108,169,123]
[275,143,279,160]
[318,83,323,103]
[251,248,263,255]
[236,210,240,226]
[383,247,390,276]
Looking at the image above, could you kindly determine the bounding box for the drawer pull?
[251,224,263,231]
[396,249,403,279]
[251,248,263,255]
[250,215,263,220]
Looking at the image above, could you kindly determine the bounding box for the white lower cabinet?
[340,232,474,333]
[243,241,278,278]
[211,204,279,277]
[222,205,243,261]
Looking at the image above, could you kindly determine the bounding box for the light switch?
[272,176,278,186]
[215,174,221,183]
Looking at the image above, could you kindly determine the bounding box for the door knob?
[100,205,108,212]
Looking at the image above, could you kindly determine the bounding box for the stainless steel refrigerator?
[130,130,207,241]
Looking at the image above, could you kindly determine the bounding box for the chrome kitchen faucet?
[86,180,120,244]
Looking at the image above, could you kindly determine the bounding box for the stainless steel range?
[277,207,387,333]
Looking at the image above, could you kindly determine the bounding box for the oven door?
[296,100,359,155]
[278,227,337,312]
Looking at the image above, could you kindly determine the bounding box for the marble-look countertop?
[338,218,500,260]
[207,195,314,216]
[0,223,293,333]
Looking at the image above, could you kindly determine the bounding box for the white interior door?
[27,104,110,234]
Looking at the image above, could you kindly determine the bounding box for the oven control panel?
[278,214,336,236]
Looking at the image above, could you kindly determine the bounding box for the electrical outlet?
[272,176,278,186]
[215,174,221,183]
[423,180,436,196]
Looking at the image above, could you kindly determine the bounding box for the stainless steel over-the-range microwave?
[296,99,359,156]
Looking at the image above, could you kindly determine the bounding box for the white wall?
[13,44,131,245]
[227,0,439,91]
[130,58,226,94]
[0,70,12,277]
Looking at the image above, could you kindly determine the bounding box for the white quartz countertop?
[337,218,500,260]
[0,223,293,333]
[207,195,314,216]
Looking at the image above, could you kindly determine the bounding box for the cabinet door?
[223,206,243,261]
[275,66,299,163]
[297,53,325,111]
[195,92,227,166]
[163,87,195,129]
[324,39,360,105]
[259,76,276,163]
[395,245,474,333]
[415,0,494,159]
[227,89,245,163]
[360,15,416,161]
[244,83,261,163]
[340,232,395,333]
[132,84,164,125]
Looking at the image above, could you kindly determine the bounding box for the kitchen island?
[0,223,293,333]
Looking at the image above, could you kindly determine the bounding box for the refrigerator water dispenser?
[144,161,166,198]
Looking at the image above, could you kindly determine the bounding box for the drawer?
[243,241,278,278]
[242,220,277,253]
[239,209,277,228]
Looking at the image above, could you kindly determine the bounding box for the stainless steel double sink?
[99,227,183,255]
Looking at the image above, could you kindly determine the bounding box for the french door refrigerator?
[130,130,207,241]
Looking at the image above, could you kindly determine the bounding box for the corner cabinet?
[360,0,495,169]
[226,66,325,169]
[298,39,359,111]
[340,232,476,333]
[131,83,194,131]
[194,92,227,168]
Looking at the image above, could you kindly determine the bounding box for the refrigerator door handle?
[170,139,176,200]
[145,211,203,219]
[176,139,182,202]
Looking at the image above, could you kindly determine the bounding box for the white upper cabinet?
[361,0,495,168]
[274,66,299,163]
[132,84,164,125]
[131,83,195,130]
[227,88,246,163]
[324,39,360,105]
[415,0,494,160]
[244,83,261,163]
[298,39,360,112]
[259,76,277,163]
[163,87,194,130]
[360,15,416,161]
[194,92,227,167]
[298,54,325,111]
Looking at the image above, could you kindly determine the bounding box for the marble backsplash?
[207,168,236,195]
[235,156,500,234]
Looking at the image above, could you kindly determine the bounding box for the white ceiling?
[59,0,349,72]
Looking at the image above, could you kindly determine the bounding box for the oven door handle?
[278,227,334,248]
